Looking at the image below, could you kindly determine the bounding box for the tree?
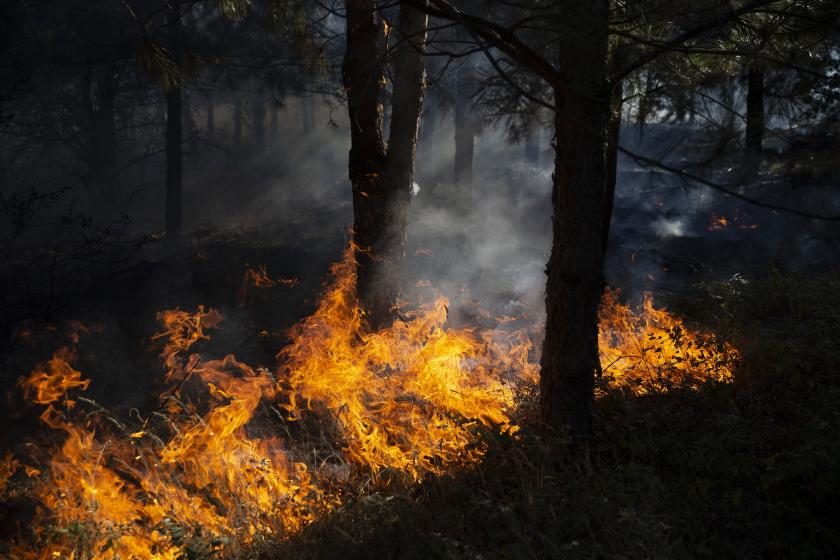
[539,1,611,436]
[165,0,184,244]
[343,0,428,329]
[453,27,477,190]
[416,0,799,436]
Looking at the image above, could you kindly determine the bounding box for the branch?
[618,145,840,221]
[614,0,778,81]
[406,0,561,89]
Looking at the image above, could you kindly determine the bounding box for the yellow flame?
[9,246,737,558]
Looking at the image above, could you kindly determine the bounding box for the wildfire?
[599,290,735,393]
[4,246,737,559]
[238,264,299,306]
[279,249,538,481]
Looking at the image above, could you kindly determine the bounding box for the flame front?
[6,247,737,558]
[279,249,538,480]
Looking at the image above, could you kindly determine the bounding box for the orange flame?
[18,347,90,407]
[238,265,298,305]
[599,289,735,393]
[152,306,223,383]
[8,246,737,558]
[279,248,538,481]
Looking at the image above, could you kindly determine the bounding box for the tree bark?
[540,0,610,438]
[745,61,764,173]
[343,0,427,330]
[165,0,183,243]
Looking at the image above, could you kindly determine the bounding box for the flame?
[18,347,90,407]
[598,289,735,393]
[238,265,298,306]
[152,306,223,383]
[14,314,329,559]
[279,247,538,481]
[6,246,737,558]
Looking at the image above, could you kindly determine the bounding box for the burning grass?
[0,247,738,559]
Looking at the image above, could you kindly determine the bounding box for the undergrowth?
[266,269,840,560]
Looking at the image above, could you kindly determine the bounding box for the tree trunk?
[454,52,476,191]
[301,94,313,133]
[165,0,183,243]
[269,101,279,144]
[86,67,121,215]
[206,94,215,138]
[745,61,765,173]
[377,0,427,324]
[182,92,194,145]
[343,0,427,330]
[636,70,653,141]
[540,0,610,438]
[524,125,540,164]
[253,89,266,148]
[233,97,242,146]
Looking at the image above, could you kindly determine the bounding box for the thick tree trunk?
[454,54,476,191]
[376,0,427,324]
[540,0,610,438]
[745,61,765,173]
[343,0,427,330]
[344,0,387,323]
[165,0,183,243]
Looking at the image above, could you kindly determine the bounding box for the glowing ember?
[708,210,760,232]
[6,246,737,558]
[708,213,730,231]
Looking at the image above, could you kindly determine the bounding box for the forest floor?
[1,125,839,558]
[266,269,840,560]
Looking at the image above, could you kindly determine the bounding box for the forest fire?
[1,247,738,559]
[238,265,299,306]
